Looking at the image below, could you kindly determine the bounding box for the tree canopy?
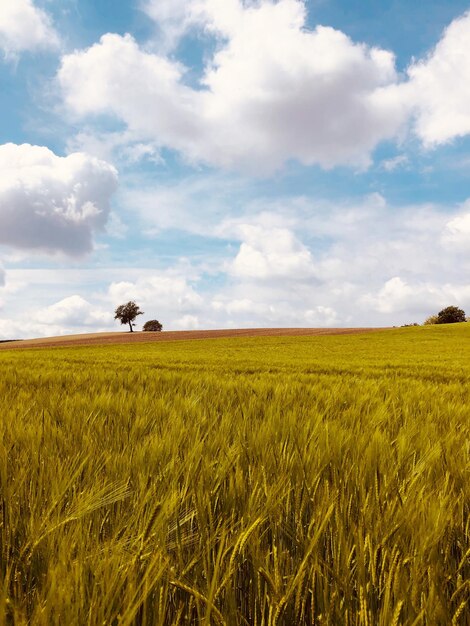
[436,306,466,324]
[143,320,163,332]
[114,301,144,332]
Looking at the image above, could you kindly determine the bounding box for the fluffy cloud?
[197,2,404,171]
[229,224,316,280]
[59,34,200,156]
[0,304,113,339]
[0,269,142,338]
[209,284,342,328]
[361,277,420,314]
[0,268,206,338]
[4,187,470,339]
[442,205,470,249]
[59,3,470,172]
[0,144,118,256]
[109,180,470,328]
[33,295,113,327]
[143,0,199,50]
[361,277,470,317]
[173,314,200,330]
[108,275,203,315]
[0,0,59,56]
[58,0,406,173]
[207,191,470,326]
[407,11,470,145]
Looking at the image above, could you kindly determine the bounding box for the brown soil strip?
[0,327,390,350]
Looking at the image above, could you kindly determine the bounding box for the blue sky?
[1,0,470,338]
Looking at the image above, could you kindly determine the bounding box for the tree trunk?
[128,321,133,332]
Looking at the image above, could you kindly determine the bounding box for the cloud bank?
[58,1,470,174]
[58,0,406,173]
[3,190,470,340]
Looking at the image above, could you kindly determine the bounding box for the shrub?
[436,306,466,324]
[424,315,438,325]
[143,320,163,332]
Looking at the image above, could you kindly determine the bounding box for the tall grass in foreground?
[0,325,469,625]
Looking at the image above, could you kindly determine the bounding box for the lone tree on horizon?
[114,301,144,332]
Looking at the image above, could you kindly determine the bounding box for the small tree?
[143,320,163,332]
[424,314,438,325]
[436,306,466,324]
[114,301,144,332]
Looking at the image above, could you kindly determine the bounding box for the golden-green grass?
[0,325,469,625]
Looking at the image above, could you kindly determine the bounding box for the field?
[0,325,469,625]
[0,326,385,350]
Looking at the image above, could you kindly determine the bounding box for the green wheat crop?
[0,324,469,624]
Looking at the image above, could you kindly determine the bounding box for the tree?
[424,314,438,325]
[435,306,466,324]
[114,301,144,332]
[143,320,163,332]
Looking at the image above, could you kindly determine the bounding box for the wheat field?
[0,325,469,625]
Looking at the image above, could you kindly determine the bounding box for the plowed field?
[0,326,388,349]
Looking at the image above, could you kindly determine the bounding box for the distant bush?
[143,320,163,332]
[436,306,466,324]
[401,323,419,327]
[424,315,438,325]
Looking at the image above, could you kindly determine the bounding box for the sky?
[1,0,470,338]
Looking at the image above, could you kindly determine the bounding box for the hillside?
[0,326,388,349]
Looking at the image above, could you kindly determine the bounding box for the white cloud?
[229,224,316,280]
[58,1,407,173]
[56,3,470,174]
[143,0,245,42]
[0,144,118,256]
[207,193,470,326]
[108,275,203,319]
[173,314,200,329]
[0,318,63,340]
[142,0,199,50]
[108,183,470,327]
[407,11,470,145]
[304,306,339,326]
[380,154,409,172]
[442,204,470,248]
[59,33,201,153]
[208,283,343,328]
[198,2,404,171]
[6,189,470,339]
[34,295,113,327]
[361,276,470,318]
[212,297,265,316]
[0,268,203,339]
[0,0,59,56]
[210,297,307,327]
[361,276,415,314]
